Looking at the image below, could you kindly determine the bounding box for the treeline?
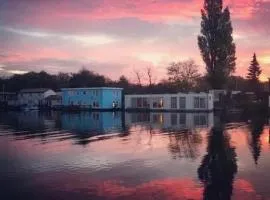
[0,67,266,94]
[0,69,190,94]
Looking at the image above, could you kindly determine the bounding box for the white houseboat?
[18,88,56,110]
[125,92,213,112]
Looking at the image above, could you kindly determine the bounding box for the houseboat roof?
[20,88,51,93]
[125,92,211,96]
[61,87,123,91]
[0,92,17,95]
[45,94,62,100]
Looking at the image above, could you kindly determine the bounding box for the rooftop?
[20,88,52,93]
[61,87,123,91]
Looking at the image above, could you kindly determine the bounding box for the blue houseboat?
[61,87,123,110]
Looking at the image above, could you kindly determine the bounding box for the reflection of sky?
[1,112,270,199]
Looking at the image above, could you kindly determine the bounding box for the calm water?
[0,111,270,200]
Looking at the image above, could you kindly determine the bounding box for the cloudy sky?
[0,0,270,81]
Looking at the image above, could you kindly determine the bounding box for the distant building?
[125,92,213,111]
[61,87,123,109]
[0,92,17,105]
[18,88,56,107]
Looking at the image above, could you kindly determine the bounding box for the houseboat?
[18,88,56,110]
[0,92,17,110]
[61,87,123,110]
[125,92,213,112]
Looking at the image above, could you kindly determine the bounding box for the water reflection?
[125,112,214,130]
[198,114,237,200]
[61,112,122,133]
[168,129,203,160]
[1,111,270,199]
[126,112,213,160]
[61,112,124,145]
[0,111,60,134]
[247,114,266,165]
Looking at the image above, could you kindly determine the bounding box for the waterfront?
[1,111,270,200]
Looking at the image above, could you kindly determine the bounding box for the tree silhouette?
[69,68,106,88]
[167,59,200,92]
[198,117,237,200]
[248,116,265,165]
[198,0,236,89]
[246,53,262,92]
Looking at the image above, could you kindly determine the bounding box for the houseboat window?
[142,98,148,108]
[179,97,186,109]
[137,98,142,108]
[194,97,206,109]
[171,97,177,109]
[194,97,200,108]
[152,98,163,108]
[200,98,206,108]
[68,91,74,96]
[83,91,86,95]
[131,98,137,108]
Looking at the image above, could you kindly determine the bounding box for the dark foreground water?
[0,111,270,200]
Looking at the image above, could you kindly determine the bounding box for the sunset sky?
[0,0,270,81]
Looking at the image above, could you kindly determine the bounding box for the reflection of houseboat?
[125,93,213,112]
[125,112,214,130]
[61,87,123,110]
[61,112,122,133]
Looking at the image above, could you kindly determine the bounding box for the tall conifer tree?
[246,53,262,92]
[247,53,261,84]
